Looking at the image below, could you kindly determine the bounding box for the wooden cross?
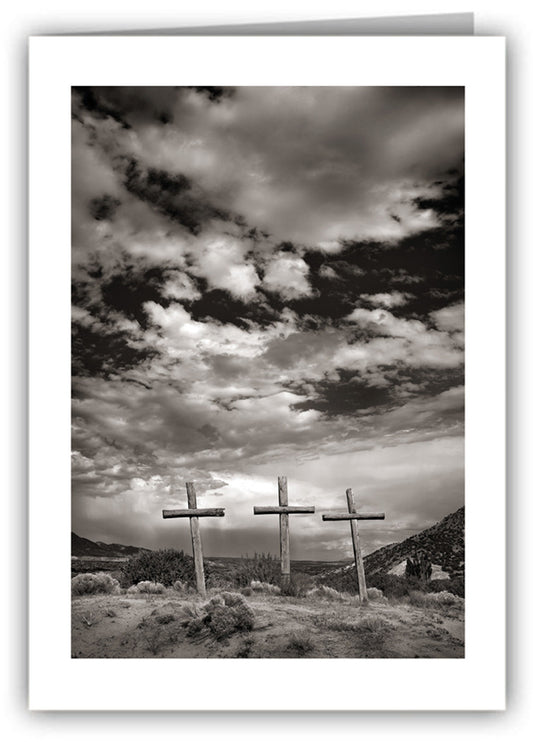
[162,481,225,597]
[322,488,385,605]
[253,476,315,592]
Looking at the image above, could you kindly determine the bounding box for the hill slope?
[363,506,465,578]
[72,532,151,558]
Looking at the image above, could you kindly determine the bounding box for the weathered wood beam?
[322,512,385,521]
[162,508,225,519]
[186,482,206,597]
[253,506,315,515]
[347,489,368,605]
[278,476,290,591]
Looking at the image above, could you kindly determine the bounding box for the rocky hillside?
[363,506,465,579]
[72,532,151,559]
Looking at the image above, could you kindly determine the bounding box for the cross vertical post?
[162,481,225,597]
[346,488,368,604]
[253,476,315,593]
[278,476,290,592]
[186,482,206,597]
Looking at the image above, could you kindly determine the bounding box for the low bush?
[353,615,392,651]
[127,580,166,594]
[367,573,465,600]
[208,603,254,639]
[367,587,388,603]
[306,585,350,602]
[181,592,255,640]
[428,576,465,598]
[282,573,315,598]
[156,614,175,625]
[121,549,198,588]
[71,572,121,596]
[354,616,391,634]
[172,579,190,593]
[236,637,255,658]
[366,573,424,599]
[137,580,166,594]
[230,553,281,587]
[249,580,281,595]
[219,591,249,608]
[409,590,463,608]
[284,634,315,657]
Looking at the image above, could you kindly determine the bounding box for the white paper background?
[28,35,505,712]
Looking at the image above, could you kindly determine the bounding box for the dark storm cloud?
[72,323,158,379]
[89,194,121,221]
[189,288,278,329]
[100,265,169,326]
[122,158,234,234]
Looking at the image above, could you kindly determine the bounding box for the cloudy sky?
[71,86,464,561]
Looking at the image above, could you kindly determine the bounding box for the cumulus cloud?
[430,301,464,333]
[262,254,314,299]
[188,232,260,300]
[360,291,414,308]
[161,271,201,302]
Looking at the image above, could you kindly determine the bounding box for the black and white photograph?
[70,85,465,659]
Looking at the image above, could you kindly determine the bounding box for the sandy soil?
[72,591,464,659]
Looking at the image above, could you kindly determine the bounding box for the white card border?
[28,35,506,711]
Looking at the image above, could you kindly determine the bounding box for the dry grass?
[284,633,316,657]
[408,590,463,610]
[127,581,166,595]
[306,584,351,602]
[72,572,121,596]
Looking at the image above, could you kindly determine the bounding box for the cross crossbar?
[322,512,385,521]
[254,506,315,515]
[162,508,225,518]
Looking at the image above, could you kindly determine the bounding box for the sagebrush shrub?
[429,590,462,606]
[355,616,391,634]
[367,587,388,603]
[428,577,465,598]
[285,633,315,657]
[208,604,254,638]
[366,573,424,599]
[306,585,349,602]
[135,580,166,594]
[121,549,198,588]
[205,595,225,610]
[181,593,255,640]
[172,579,189,593]
[219,591,248,608]
[250,580,281,595]
[353,616,391,651]
[410,590,463,608]
[71,572,120,596]
[282,573,314,597]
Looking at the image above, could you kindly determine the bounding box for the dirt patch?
[72,589,464,659]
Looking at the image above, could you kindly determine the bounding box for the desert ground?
[72,588,464,659]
